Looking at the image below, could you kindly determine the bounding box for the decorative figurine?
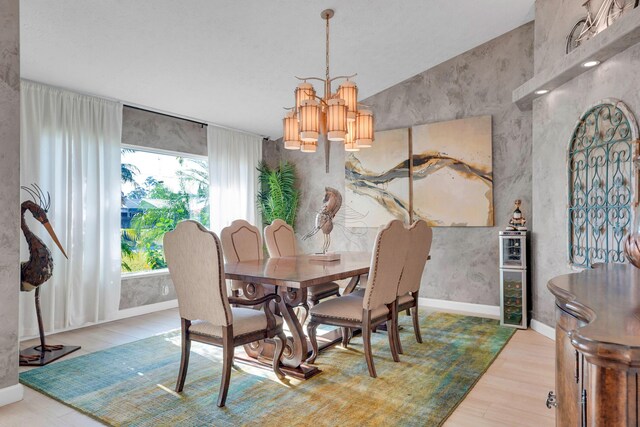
[506,199,527,231]
[19,184,80,366]
[302,187,342,260]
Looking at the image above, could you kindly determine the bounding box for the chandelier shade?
[337,81,358,121]
[282,111,301,150]
[355,109,374,147]
[326,98,347,141]
[295,83,316,113]
[299,99,320,142]
[344,121,359,151]
[300,141,317,153]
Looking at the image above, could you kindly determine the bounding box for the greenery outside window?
[121,146,209,273]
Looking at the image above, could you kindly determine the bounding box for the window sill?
[121,269,170,280]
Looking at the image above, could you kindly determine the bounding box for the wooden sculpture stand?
[19,287,81,366]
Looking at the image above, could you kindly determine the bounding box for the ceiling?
[20,1,534,138]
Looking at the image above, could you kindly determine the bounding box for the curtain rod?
[124,105,207,128]
[123,103,269,140]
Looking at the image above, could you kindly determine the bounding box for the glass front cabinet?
[499,231,530,329]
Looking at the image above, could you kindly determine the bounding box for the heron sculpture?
[302,187,342,254]
[19,184,79,366]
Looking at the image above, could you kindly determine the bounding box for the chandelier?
[282,9,375,172]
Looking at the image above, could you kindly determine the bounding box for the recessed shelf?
[513,7,640,111]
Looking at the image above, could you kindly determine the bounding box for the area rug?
[20,312,514,427]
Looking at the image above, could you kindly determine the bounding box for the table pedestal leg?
[233,285,321,379]
[277,286,309,368]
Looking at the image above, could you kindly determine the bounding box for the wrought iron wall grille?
[568,103,635,268]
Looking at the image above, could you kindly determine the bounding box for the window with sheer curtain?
[120,147,209,273]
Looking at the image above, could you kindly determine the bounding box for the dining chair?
[264,219,341,306]
[221,219,269,300]
[305,220,410,378]
[394,220,432,354]
[164,220,286,407]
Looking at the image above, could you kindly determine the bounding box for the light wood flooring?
[0,308,555,426]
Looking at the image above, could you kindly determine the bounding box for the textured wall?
[264,23,534,307]
[122,107,207,156]
[533,0,584,74]
[531,1,640,326]
[119,106,206,309]
[0,0,20,390]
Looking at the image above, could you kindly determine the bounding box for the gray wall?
[0,0,20,391]
[531,0,640,325]
[264,23,534,307]
[119,106,206,309]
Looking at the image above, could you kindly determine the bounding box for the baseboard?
[0,383,24,407]
[115,300,178,320]
[20,300,179,342]
[418,297,500,319]
[531,319,556,341]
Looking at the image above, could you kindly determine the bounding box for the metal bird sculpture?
[302,187,342,253]
[19,184,79,366]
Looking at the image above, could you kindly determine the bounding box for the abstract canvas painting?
[412,115,493,226]
[344,116,493,228]
[345,128,410,227]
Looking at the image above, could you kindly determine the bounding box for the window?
[121,147,209,273]
[568,101,636,268]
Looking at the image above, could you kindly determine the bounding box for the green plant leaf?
[256,161,300,229]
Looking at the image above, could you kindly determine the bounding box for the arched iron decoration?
[568,99,638,268]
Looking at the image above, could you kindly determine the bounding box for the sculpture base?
[19,345,81,366]
[309,252,341,262]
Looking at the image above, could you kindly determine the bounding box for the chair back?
[397,220,433,296]
[221,220,264,291]
[264,219,297,257]
[221,219,263,262]
[164,220,232,327]
[363,220,410,310]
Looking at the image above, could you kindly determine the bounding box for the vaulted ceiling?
[21,0,534,137]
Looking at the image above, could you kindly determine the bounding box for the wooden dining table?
[224,251,371,379]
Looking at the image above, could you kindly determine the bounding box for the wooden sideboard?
[548,264,640,426]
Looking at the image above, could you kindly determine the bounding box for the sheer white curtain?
[208,126,263,233]
[19,81,122,337]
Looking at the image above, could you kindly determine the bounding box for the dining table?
[224,251,371,379]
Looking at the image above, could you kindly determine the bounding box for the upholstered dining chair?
[305,220,410,378]
[264,219,341,306]
[393,220,432,354]
[221,219,269,300]
[164,220,286,407]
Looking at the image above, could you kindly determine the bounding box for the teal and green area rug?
[20,313,514,427]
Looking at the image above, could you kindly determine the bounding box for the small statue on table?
[506,199,527,231]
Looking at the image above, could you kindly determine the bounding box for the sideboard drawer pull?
[575,350,580,383]
[546,391,557,409]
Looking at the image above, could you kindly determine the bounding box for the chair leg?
[386,318,400,362]
[341,327,351,348]
[411,305,423,344]
[362,311,377,378]
[176,319,191,392]
[405,309,411,316]
[299,302,310,325]
[392,302,403,356]
[272,332,287,380]
[306,320,319,364]
[217,327,234,408]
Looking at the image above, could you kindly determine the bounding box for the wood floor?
[0,308,556,426]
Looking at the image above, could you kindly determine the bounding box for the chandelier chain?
[325,13,330,98]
